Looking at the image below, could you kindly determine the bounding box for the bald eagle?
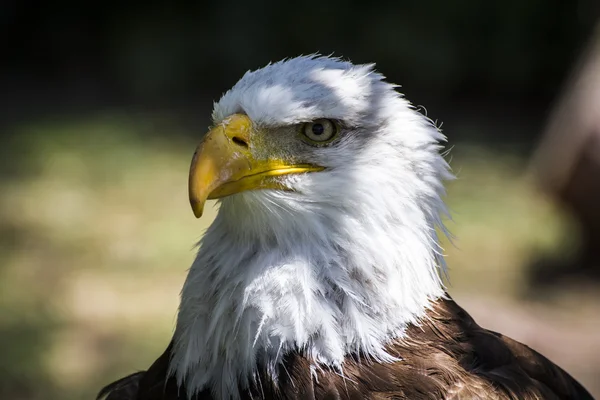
[98,56,593,400]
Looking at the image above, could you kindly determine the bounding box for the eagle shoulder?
[313,297,594,400]
[97,297,594,400]
[97,343,183,400]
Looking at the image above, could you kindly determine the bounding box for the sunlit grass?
[0,116,588,399]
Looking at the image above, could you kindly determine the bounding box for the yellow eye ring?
[300,119,338,145]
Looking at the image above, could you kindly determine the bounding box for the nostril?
[232,136,249,148]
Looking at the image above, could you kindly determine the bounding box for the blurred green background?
[1,1,600,399]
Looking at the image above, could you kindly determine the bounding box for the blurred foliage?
[0,116,597,399]
[0,117,199,399]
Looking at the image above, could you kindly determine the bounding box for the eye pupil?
[312,123,324,135]
[301,119,337,145]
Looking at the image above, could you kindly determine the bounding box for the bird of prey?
[98,56,593,400]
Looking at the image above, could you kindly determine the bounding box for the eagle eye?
[300,119,338,145]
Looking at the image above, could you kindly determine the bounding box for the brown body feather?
[98,296,593,400]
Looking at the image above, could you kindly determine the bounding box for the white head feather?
[170,55,453,399]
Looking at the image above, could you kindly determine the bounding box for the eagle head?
[190,56,450,234]
[174,56,452,398]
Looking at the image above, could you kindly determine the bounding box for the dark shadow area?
[1,0,599,141]
[527,24,600,287]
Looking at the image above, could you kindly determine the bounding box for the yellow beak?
[188,114,323,218]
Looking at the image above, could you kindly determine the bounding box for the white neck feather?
[169,124,450,399]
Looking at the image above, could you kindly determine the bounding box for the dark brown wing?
[254,296,594,399]
[97,297,594,400]
[494,332,593,399]
[97,372,145,400]
[97,342,184,400]
[423,297,594,399]
[289,296,594,400]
